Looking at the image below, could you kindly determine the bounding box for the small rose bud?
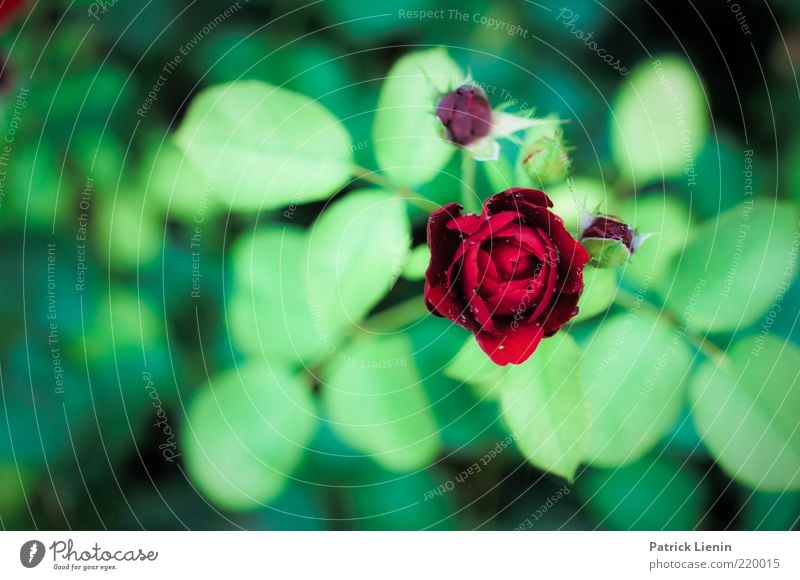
[436,85,493,146]
[520,120,570,185]
[579,215,638,268]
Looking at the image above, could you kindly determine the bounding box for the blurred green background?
[0,0,799,530]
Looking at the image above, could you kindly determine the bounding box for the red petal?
[424,282,480,333]
[549,218,590,294]
[446,213,483,235]
[541,292,582,336]
[483,188,553,217]
[475,323,545,365]
[495,221,553,264]
[426,203,463,287]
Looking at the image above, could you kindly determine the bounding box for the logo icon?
[20,540,45,568]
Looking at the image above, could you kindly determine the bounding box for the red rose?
[424,188,589,365]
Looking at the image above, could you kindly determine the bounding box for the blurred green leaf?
[445,337,506,400]
[30,66,134,146]
[580,311,692,467]
[373,48,462,188]
[322,0,431,42]
[228,226,327,364]
[611,56,708,184]
[183,363,317,511]
[94,187,162,271]
[618,195,692,288]
[82,287,162,359]
[322,335,440,472]
[401,244,430,281]
[408,317,508,457]
[690,336,800,492]
[688,134,755,220]
[784,136,800,205]
[577,455,708,530]
[140,136,218,223]
[175,81,353,211]
[573,267,617,323]
[306,189,410,335]
[501,333,588,480]
[742,490,800,530]
[659,199,799,333]
[342,465,457,530]
[0,463,30,523]
[0,142,72,231]
[71,132,126,195]
[192,28,279,86]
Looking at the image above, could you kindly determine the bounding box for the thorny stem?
[350,163,439,212]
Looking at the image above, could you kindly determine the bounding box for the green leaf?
[611,56,708,183]
[141,136,218,223]
[95,188,162,271]
[577,455,708,530]
[306,189,411,335]
[322,335,440,472]
[690,336,800,492]
[573,267,618,323]
[659,199,800,333]
[401,244,430,281]
[0,142,73,231]
[406,317,509,457]
[0,463,31,522]
[174,81,353,211]
[228,227,327,364]
[183,363,317,511]
[445,337,507,400]
[618,195,691,287]
[742,491,800,530]
[500,333,588,480]
[580,311,692,467]
[342,464,457,530]
[373,48,462,188]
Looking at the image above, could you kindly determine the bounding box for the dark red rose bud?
[436,85,493,146]
[424,188,589,366]
[580,216,634,250]
[579,215,636,268]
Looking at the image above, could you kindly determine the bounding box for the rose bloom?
[424,188,589,365]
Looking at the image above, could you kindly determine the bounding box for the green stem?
[351,163,396,190]
[460,151,479,213]
[351,163,439,213]
[613,288,732,370]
